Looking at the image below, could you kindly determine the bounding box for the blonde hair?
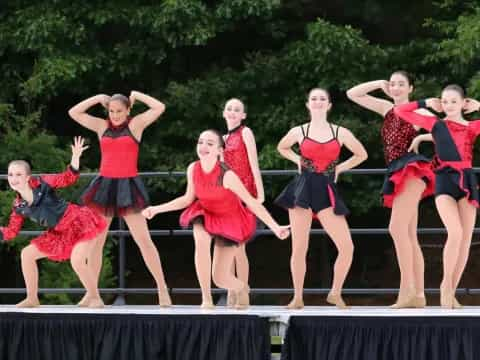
[8,160,32,175]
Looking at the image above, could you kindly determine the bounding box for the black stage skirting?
[282,316,480,360]
[0,313,270,360]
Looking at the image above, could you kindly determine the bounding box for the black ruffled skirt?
[435,167,479,207]
[381,152,435,208]
[275,170,349,216]
[81,175,150,216]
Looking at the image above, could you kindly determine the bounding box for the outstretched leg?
[123,212,171,306]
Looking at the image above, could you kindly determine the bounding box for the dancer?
[276,88,368,309]
[347,71,435,308]
[1,137,105,308]
[222,98,264,307]
[142,129,290,309]
[68,91,171,306]
[394,85,480,308]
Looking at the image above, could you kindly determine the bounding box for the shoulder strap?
[335,124,340,139]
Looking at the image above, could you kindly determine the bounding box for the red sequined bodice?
[381,108,418,164]
[223,125,257,196]
[99,121,139,178]
[193,161,245,215]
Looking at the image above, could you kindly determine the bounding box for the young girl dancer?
[142,129,290,309]
[68,92,171,306]
[276,88,368,309]
[347,71,435,308]
[222,98,264,307]
[1,137,105,308]
[394,85,480,308]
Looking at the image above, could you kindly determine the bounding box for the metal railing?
[1,167,480,303]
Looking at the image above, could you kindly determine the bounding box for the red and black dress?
[381,108,435,208]
[179,161,256,246]
[0,166,106,261]
[81,119,150,216]
[223,125,257,197]
[275,123,349,215]
[395,101,480,206]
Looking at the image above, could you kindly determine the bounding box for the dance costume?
[180,161,256,245]
[0,166,106,261]
[395,101,480,206]
[81,119,150,216]
[381,108,435,207]
[223,125,257,197]
[275,123,349,215]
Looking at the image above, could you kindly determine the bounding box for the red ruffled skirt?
[382,153,435,208]
[31,204,107,261]
[180,201,256,245]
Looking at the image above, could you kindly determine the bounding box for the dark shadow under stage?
[1,305,480,360]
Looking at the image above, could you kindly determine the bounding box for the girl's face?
[196,131,222,160]
[388,73,412,100]
[108,100,130,125]
[223,99,246,127]
[441,89,465,118]
[306,89,331,114]
[7,164,30,191]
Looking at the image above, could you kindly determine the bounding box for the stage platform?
[1,305,479,359]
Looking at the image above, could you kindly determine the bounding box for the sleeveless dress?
[179,161,256,246]
[81,119,150,216]
[223,125,257,197]
[381,108,435,208]
[275,123,349,215]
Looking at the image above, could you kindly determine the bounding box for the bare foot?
[16,297,40,308]
[235,285,250,310]
[77,294,91,307]
[440,287,454,309]
[227,291,236,308]
[286,298,304,310]
[158,289,172,308]
[87,297,105,308]
[390,295,417,309]
[200,301,215,310]
[326,293,349,309]
[453,297,463,309]
[413,296,427,308]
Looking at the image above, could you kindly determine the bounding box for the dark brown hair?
[308,88,331,102]
[108,94,130,109]
[391,70,413,86]
[442,84,465,99]
[204,129,225,148]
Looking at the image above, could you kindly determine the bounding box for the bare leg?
[435,195,463,308]
[389,178,425,307]
[452,198,476,308]
[71,241,103,308]
[287,207,312,309]
[408,209,426,307]
[88,215,114,283]
[17,245,47,307]
[193,223,214,308]
[316,208,354,309]
[212,243,247,309]
[123,212,171,306]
